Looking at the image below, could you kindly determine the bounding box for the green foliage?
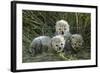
[22,10,91,63]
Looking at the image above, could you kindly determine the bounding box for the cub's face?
[56,20,69,35]
[51,35,65,52]
[71,34,83,50]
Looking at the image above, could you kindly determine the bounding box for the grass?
[22,10,91,63]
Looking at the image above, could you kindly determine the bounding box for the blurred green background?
[22,10,91,63]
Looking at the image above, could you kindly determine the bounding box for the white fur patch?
[55,20,69,35]
[31,36,51,47]
[51,35,65,52]
[30,36,51,55]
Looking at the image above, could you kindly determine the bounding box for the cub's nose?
[62,31,64,35]
[59,47,62,50]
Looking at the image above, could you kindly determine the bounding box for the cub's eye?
[56,45,58,47]
[71,36,74,39]
[78,41,81,43]
[78,44,81,46]
[74,43,77,45]
[59,28,61,30]
[61,43,63,45]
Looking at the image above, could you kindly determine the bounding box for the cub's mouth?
[61,31,64,35]
[57,47,63,53]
